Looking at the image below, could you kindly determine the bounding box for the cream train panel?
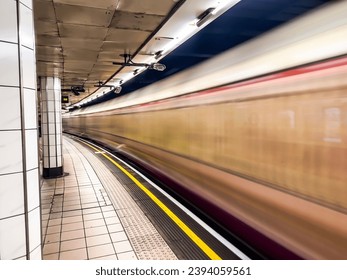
[65,80,347,213]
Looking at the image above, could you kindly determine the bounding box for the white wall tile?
[48,123,55,133]
[57,156,62,167]
[30,245,42,260]
[28,207,41,252]
[47,100,55,112]
[54,77,61,90]
[25,129,38,170]
[42,112,47,124]
[50,156,57,168]
[0,87,21,130]
[49,134,56,146]
[40,99,47,111]
[0,42,19,87]
[56,123,62,134]
[46,78,54,90]
[21,46,36,89]
[56,133,61,145]
[41,123,48,135]
[0,131,23,175]
[20,0,32,9]
[0,0,18,43]
[0,215,26,259]
[26,168,40,212]
[19,3,34,49]
[48,112,55,123]
[42,134,48,144]
[43,145,49,156]
[46,91,55,101]
[43,156,49,168]
[49,145,56,157]
[23,88,37,129]
[0,172,24,219]
[55,111,61,122]
[56,145,62,157]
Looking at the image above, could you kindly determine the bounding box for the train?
[63,1,347,259]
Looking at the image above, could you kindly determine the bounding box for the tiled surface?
[41,136,177,260]
[0,0,41,260]
[41,77,63,169]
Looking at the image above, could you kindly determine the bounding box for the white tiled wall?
[0,1,17,43]
[0,87,21,130]
[25,129,39,170]
[0,0,41,260]
[0,131,23,174]
[0,172,24,220]
[21,46,36,89]
[0,215,26,259]
[28,207,41,254]
[41,77,63,170]
[0,42,20,86]
[23,88,37,129]
[19,3,34,49]
[26,168,40,212]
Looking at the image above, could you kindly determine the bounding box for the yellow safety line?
[82,140,222,260]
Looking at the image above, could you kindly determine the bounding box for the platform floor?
[40,136,177,260]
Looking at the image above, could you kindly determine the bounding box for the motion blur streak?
[63,2,347,259]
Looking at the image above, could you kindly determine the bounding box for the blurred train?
[63,2,347,259]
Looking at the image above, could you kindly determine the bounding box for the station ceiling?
[33,0,330,107]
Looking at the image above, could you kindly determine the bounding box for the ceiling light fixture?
[112,54,166,72]
[70,86,85,96]
[93,81,122,94]
[196,8,215,27]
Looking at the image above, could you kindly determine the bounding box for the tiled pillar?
[0,0,42,259]
[41,77,64,178]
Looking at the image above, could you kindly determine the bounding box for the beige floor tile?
[45,232,60,244]
[113,240,133,254]
[85,226,108,237]
[101,205,114,212]
[83,208,102,215]
[110,231,128,242]
[41,208,51,215]
[91,254,118,260]
[87,244,115,259]
[61,238,86,252]
[46,224,62,235]
[43,242,60,255]
[60,248,87,260]
[48,218,61,227]
[84,219,105,228]
[117,251,138,260]
[83,212,103,221]
[50,212,63,219]
[43,253,59,260]
[107,223,123,233]
[63,209,82,218]
[103,211,117,218]
[105,216,120,225]
[86,234,112,247]
[63,205,82,211]
[63,200,81,207]
[62,215,82,224]
[82,202,100,208]
[62,221,84,232]
[61,229,85,241]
